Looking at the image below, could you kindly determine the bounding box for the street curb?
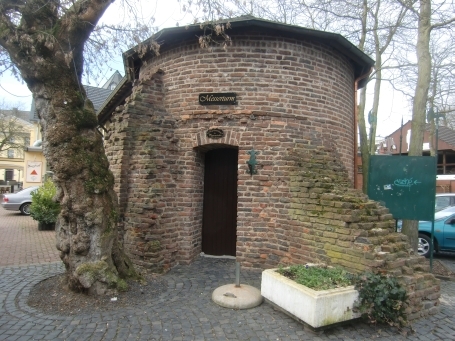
[433,259,455,281]
[435,275,455,282]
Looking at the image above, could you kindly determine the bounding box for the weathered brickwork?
[280,145,440,319]
[102,24,439,319]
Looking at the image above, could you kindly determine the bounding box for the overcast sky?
[0,0,191,110]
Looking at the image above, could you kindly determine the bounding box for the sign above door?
[199,93,237,105]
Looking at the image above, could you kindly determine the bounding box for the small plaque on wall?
[199,93,237,105]
[206,128,225,139]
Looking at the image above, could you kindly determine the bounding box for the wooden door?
[202,148,238,256]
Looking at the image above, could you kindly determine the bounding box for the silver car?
[1,186,39,215]
[435,193,455,212]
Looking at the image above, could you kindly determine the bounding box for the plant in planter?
[30,179,61,231]
[261,264,408,330]
[261,264,359,330]
[351,271,408,328]
[277,264,353,290]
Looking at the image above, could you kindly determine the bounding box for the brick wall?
[103,30,439,319]
[158,32,356,179]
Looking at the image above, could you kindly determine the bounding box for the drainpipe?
[353,67,373,190]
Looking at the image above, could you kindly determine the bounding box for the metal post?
[368,109,374,153]
[430,208,435,271]
[430,109,442,271]
[235,262,240,287]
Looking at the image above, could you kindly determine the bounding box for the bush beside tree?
[30,179,61,229]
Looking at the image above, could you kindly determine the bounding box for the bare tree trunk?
[428,72,437,156]
[402,0,432,252]
[369,72,381,156]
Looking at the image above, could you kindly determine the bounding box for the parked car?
[435,193,455,212]
[1,186,39,215]
[397,205,455,257]
[418,206,455,257]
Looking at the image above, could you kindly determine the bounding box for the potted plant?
[261,264,408,331]
[261,264,359,330]
[261,264,408,330]
[30,178,61,230]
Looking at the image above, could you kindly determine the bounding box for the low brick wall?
[281,146,440,319]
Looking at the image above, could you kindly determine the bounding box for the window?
[5,170,13,181]
[7,149,14,158]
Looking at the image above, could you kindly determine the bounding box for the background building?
[0,109,33,191]
[371,120,455,192]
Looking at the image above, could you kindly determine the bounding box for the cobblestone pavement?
[2,203,455,340]
[1,257,455,341]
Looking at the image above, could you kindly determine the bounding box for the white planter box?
[261,268,360,329]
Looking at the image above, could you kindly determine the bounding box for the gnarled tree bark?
[0,0,138,294]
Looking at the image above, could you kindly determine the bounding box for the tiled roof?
[97,76,131,125]
[437,125,455,148]
[386,121,455,150]
[123,16,374,88]
[2,109,32,123]
[83,85,113,111]
[1,112,33,128]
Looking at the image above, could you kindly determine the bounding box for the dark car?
[1,186,39,215]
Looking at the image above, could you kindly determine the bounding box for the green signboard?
[367,156,436,221]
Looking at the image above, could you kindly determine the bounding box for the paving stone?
[4,208,455,340]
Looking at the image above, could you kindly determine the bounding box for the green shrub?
[30,179,61,224]
[277,264,408,327]
[277,264,353,290]
[352,272,408,327]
